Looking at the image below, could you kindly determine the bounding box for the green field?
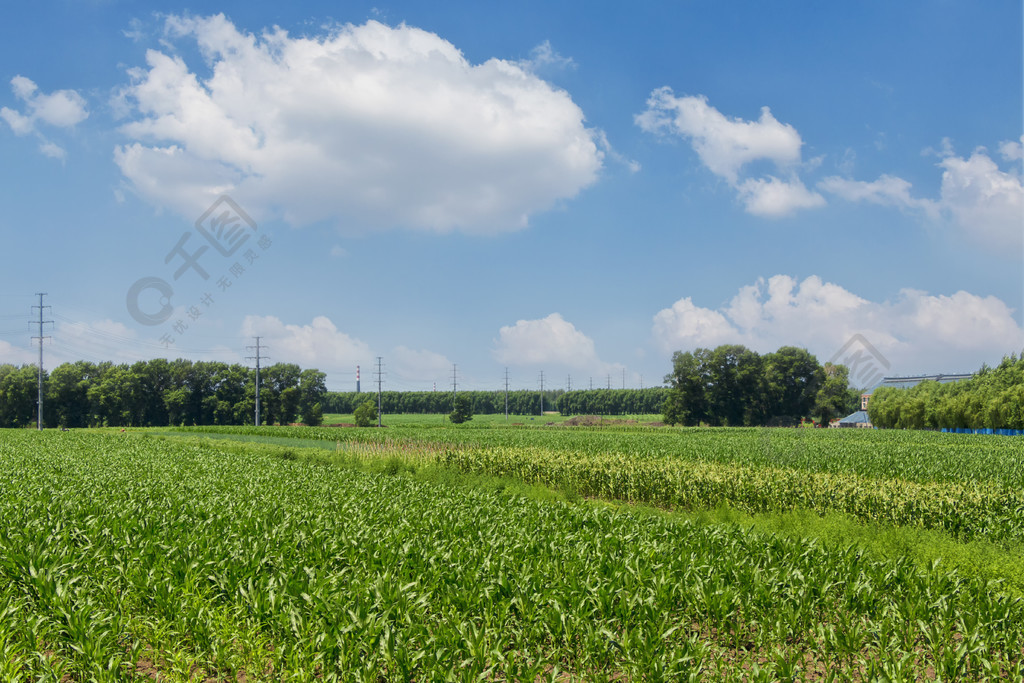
[181,423,1024,543]
[2,425,1023,680]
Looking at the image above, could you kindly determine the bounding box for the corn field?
[191,424,1024,544]
[2,430,1023,680]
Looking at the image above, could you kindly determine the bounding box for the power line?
[451,363,458,403]
[538,370,545,414]
[49,340,108,365]
[503,367,510,422]
[51,314,230,355]
[245,337,267,426]
[31,293,52,430]
[374,356,385,427]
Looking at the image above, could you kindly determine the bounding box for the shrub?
[354,400,377,427]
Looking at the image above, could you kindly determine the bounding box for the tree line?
[662,344,860,426]
[0,359,326,428]
[867,354,1022,430]
[323,388,670,417]
[556,388,668,415]
[323,390,564,416]
[0,345,867,429]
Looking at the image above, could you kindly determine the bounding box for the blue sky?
[1,0,1021,392]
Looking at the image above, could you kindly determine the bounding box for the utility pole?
[31,293,51,430]
[622,368,626,390]
[356,365,360,393]
[451,363,458,406]
[567,375,572,392]
[503,367,510,422]
[607,374,611,390]
[539,370,545,414]
[640,375,644,390]
[246,337,266,426]
[374,357,384,427]
[589,377,593,390]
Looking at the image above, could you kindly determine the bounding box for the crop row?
[187,426,1024,544]
[1,430,1023,680]
[434,445,1024,544]
[183,423,1024,489]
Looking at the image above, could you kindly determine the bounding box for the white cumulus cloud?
[817,174,939,216]
[653,275,1024,378]
[114,14,605,233]
[492,313,617,373]
[999,136,1023,162]
[635,88,822,217]
[820,141,1023,252]
[938,148,1023,250]
[651,298,738,350]
[240,315,371,374]
[635,89,802,182]
[736,176,826,217]
[1,75,88,159]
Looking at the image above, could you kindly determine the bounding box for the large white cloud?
[240,315,371,373]
[492,312,618,374]
[635,88,823,217]
[652,298,738,350]
[937,148,1023,250]
[820,140,1023,252]
[653,275,1024,378]
[114,14,605,233]
[636,89,801,182]
[1,76,88,160]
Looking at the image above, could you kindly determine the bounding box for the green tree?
[279,386,301,424]
[48,361,96,428]
[259,363,301,425]
[131,359,171,426]
[0,364,39,428]
[706,344,765,426]
[449,395,473,424]
[815,363,854,425]
[764,347,825,421]
[162,387,188,426]
[304,401,323,427]
[354,400,377,427]
[663,350,709,426]
[88,365,140,427]
[298,369,327,420]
